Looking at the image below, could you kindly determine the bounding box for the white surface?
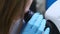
[45,0,60,32]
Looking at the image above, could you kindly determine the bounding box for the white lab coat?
[45,0,60,32]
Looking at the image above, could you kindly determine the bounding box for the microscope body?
[45,0,60,33]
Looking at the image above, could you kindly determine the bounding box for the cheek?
[24,6,29,13]
[24,0,33,13]
[24,4,31,13]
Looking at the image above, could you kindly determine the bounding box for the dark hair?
[30,0,37,13]
[0,0,26,34]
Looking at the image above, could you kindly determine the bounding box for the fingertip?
[44,27,50,34]
[28,12,40,25]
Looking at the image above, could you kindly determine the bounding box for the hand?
[22,13,50,34]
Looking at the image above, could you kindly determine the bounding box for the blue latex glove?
[22,13,50,34]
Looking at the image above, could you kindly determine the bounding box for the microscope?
[45,0,60,34]
[24,0,60,34]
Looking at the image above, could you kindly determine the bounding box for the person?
[0,0,50,34]
[9,0,33,34]
[45,0,60,34]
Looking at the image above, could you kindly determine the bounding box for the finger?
[36,19,46,34]
[28,13,40,25]
[23,13,40,31]
[38,19,46,31]
[34,15,43,27]
[31,15,43,32]
[44,27,50,34]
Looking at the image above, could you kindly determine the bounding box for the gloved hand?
[22,13,50,34]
